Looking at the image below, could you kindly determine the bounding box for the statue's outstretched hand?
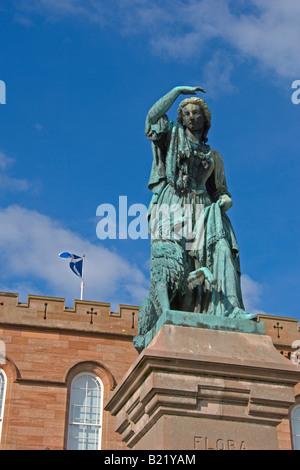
[217,195,233,212]
[187,267,216,291]
[178,86,206,95]
[147,86,206,124]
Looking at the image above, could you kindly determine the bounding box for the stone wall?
[0,292,299,450]
[0,292,139,450]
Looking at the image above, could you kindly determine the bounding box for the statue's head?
[177,97,211,143]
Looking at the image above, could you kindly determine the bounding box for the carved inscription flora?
[194,436,247,450]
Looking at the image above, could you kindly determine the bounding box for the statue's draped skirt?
[149,182,245,317]
[146,116,247,318]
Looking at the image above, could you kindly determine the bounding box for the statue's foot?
[188,267,216,290]
[229,307,257,321]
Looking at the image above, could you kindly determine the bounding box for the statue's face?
[181,104,204,132]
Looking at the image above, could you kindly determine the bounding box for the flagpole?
[81,254,85,300]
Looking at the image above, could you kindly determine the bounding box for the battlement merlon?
[0,292,139,336]
[257,313,300,347]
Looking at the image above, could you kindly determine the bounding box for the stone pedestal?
[105,311,300,450]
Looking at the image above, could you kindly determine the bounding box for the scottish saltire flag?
[59,252,83,279]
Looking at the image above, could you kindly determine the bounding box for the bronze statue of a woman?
[134,86,256,352]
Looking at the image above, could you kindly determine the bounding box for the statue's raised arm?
[147,86,206,125]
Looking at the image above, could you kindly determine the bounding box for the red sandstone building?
[0,291,299,450]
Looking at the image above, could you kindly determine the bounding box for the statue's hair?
[177,97,212,143]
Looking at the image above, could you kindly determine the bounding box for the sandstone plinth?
[105,314,300,450]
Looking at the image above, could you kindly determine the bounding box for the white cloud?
[201,51,238,97]
[0,152,14,171]
[34,123,44,131]
[0,175,31,193]
[14,0,300,78]
[13,12,34,27]
[0,205,148,309]
[241,273,268,315]
[148,0,300,78]
[221,0,300,78]
[0,151,32,193]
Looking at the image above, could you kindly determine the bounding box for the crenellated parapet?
[0,292,139,336]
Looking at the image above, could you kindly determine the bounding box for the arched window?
[291,405,300,450]
[0,369,7,442]
[67,372,103,450]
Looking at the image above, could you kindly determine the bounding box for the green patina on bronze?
[134,86,260,353]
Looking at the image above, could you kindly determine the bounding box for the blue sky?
[0,0,299,319]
